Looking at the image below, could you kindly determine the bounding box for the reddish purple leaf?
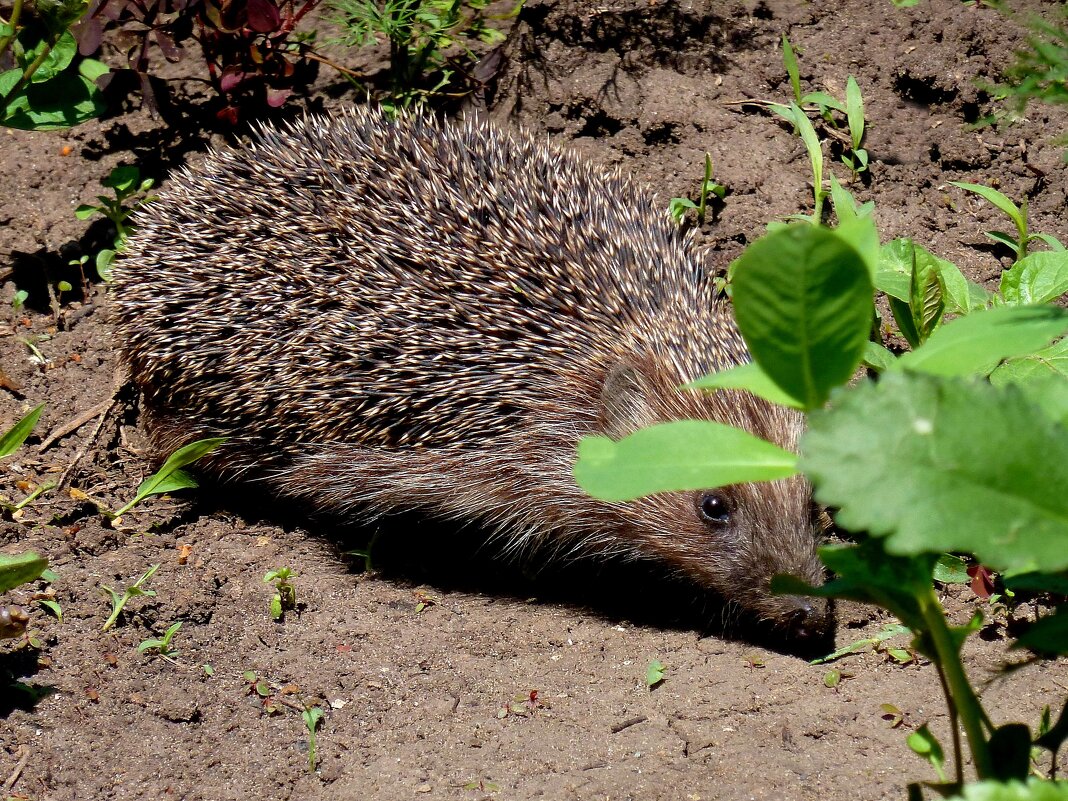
[219,66,246,92]
[265,86,290,107]
[217,105,240,125]
[153,30,181,62]
[967,565,996,599]
[246,0,282,32]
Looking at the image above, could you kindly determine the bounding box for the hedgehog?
[113,106,829,639]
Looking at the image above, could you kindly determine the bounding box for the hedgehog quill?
[114,107,829,639]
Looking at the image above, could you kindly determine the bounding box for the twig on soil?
[2,745,29,793]
[46,368,130,490]
[39,397,115,452]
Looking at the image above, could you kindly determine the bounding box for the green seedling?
[100,563,160,631]
[841,75,868,179]
[575,215,1068,798]
[37,597,61,621]
[0,403,44,458]
[12,288,28,312]
[111,437,226,519]
[264,567,297,621]
[951,181,1065,263]
[645,659,665,689]
[768,101,826,222]
[669,153,726,226]
[998,15,1068,158]
[75,165,157,279]
[328,0,519,111]
[810,622,911,665]
[303,704,324,771]
[138,621,181,661]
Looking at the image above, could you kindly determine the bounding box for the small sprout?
[413,590,437,613]
[463,779,501,792]
[100,563,160,631]
[823,669,841,688]
[203,664,215,676]
[112,437,227,519]
[743,654,766,670]
[138,621,182,661]
[668,153,725,226]
[75,165,158,258]
[0,403,45,459]
[264,567,297,621]
[881,703,905,728]
[12,289,28,312]
[38,598,62,622]
[646,659,666,689]
[303,704,324,771]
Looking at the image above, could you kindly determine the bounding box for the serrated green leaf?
[0,403,44,458]
[731,224,873,409]
[574,421,798,503]
[802,372,1068,573]
[910,254,945,343]
[0,551,48,593]
[687,362,804,409]
[892,306,1068,377]
[999,251,1068,305]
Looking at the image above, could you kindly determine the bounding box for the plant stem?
[0,32,57,117]
[0,0,24,59]
[918,587,993,780]
[933,657,965,785]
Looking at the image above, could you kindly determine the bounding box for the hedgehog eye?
[698,492,730,525]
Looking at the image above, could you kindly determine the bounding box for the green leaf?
[270,594,283,620]
[878,239,975,314]
[687,362,804,409]
[801,371,1068,573]
[800,91,846,112]
[2,70,107,130]
[78,57,109,82]
[951,181,1025,231]
[0,403,44,457]
[772,541,933,631]
[574,421,798,503]
[999,252,1068,305]
[645,659,666,688]
[990,338,1068,389]
[731,224,874,409]
[113,437,226,517]
[907,724,946,780]
[38,599,62,621]
[863,341,897,372]
[1035,699,1068,755]
[20,30,77,83]
[1011,608,1068,655]
[782,35,801,103]
[909,251,945,345]
[933,554,971,584]
[845,75,864,150]
[74,204,99,219]
[103,165,141,193]
[1030,233,1065,252]
[892,306,1068,377]
[945,778,1068,801]
[1003,570,1068,595]
[0,551,48,593]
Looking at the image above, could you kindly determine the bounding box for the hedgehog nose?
[785,597,832,641]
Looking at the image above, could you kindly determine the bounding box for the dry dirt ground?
[2,1,1067,799]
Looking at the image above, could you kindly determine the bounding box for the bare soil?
[2,1,1067,799]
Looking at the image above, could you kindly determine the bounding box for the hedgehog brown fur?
[114,106,829,638]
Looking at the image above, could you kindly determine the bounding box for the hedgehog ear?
[598,363,657,440]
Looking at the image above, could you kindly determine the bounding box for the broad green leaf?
[945,779,1068,801]
[878,239,974,313]
[1004,570,1068,595]
[907,724,945,777]
[114,437,226,516]
[999,251,1068,305]
[78,58,109,82]
[951,181,1025,230]
[2,71,107,130]
[574,421,797,503]
[802,372,1068,573]
[828,173,859,224]
[1011,608,1068,655]
[892,306,1068,377]
[990,338,1068,388]
[0,403,44,457]
[845,75,864,149]
[74,204,98,219]
[645,659,666,688]
[909,252,945,344]
[731,224,874,409]
[687,362,804,409]
[863,341,896,372]
[933,554,970,584]
[835,212,880,279]
[17,29,76,83]
[0,551,48,593]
